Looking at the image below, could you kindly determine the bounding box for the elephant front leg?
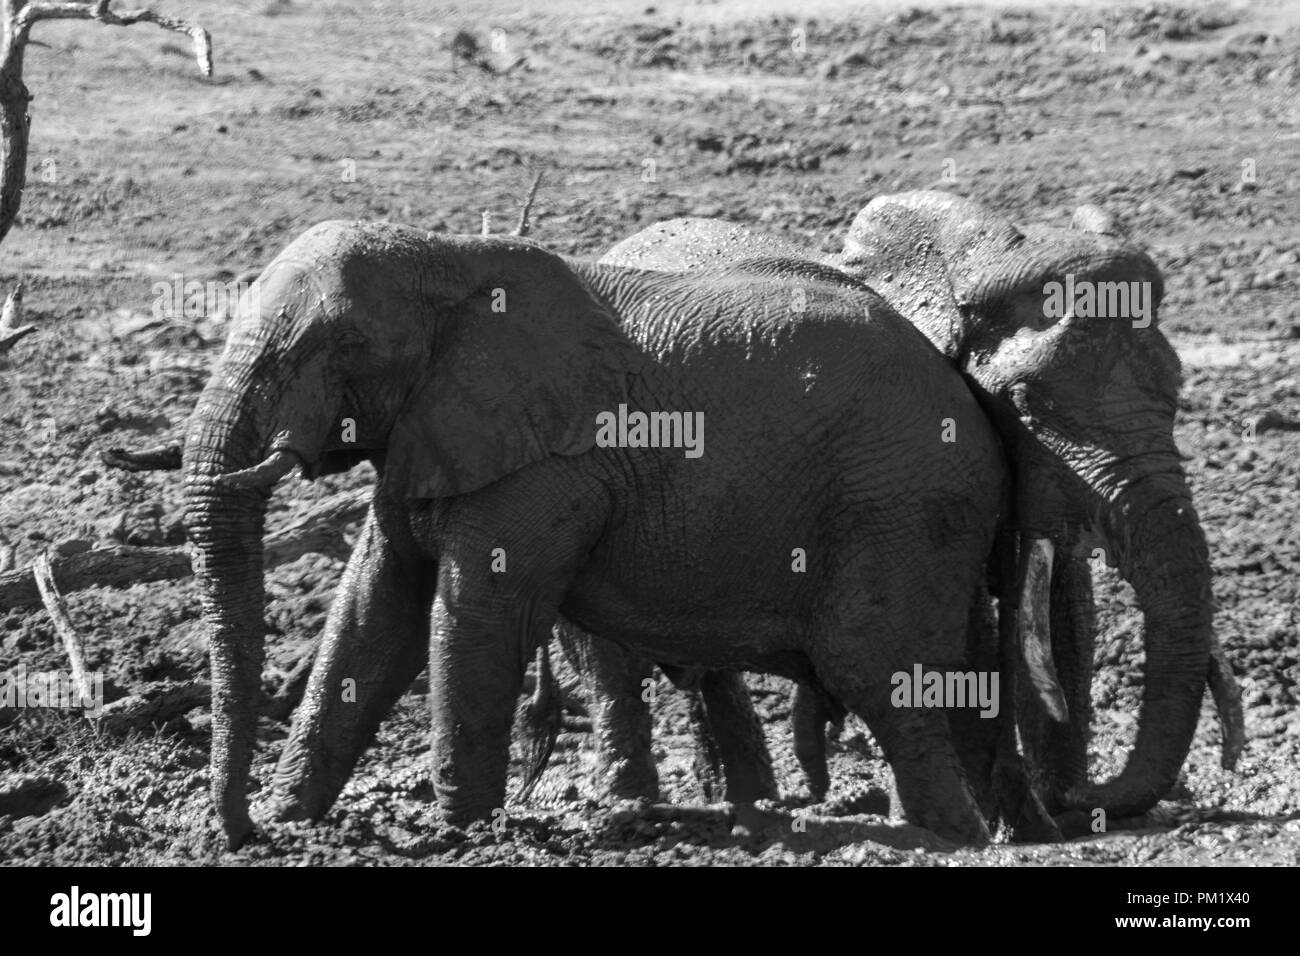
[430,591,555,824]
[555,622,660,801]
[271,502,433,823]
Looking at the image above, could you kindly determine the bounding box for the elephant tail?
[515,638,562,802]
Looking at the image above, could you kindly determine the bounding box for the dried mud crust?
[2,0,1299,865]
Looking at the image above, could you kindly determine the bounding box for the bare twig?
[31,552,95,712]
[511,170,544,238]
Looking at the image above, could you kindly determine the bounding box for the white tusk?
[1019,536,1069,722]
[1207,637,1244,771]
[215,449,300,489]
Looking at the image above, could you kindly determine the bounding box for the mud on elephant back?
[180,219,1020,848]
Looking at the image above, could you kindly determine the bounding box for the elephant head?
[183,220,633,847]
[831,191,1222,816]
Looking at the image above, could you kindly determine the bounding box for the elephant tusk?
[1019,536,1069,722]
[215,449,301,489]
[1207,637,1245,771]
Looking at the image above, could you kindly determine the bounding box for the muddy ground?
[0,0,1297,866]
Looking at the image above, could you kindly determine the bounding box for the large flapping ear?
[382,239,637,500]
[830,190,1025,358]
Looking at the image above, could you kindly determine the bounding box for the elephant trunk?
[184,372,274,847]
[184,340,330,848]
[1069,476,1213,816]
[186,478,267,849]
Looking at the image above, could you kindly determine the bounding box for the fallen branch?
[31,552,96,710]
[0,487,371,609]
[97,677,209,733]
[101,441,182,472]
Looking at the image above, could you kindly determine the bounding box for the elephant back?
[602,218,808,272]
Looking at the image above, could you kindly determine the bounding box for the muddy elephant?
[571,190,1242,822]
[184,219,1018,848]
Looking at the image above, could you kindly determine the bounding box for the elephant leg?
[695,671,778,803]
[988,553,1062,842]
[555,622,659,801]
[791,683,831,803]
[946,591,1000,822]
[271,501,433,822]
[816,632,989,842]
[837,680,989,844]
[429,588,553,824]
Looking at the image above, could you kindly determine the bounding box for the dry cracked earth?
[0,0,1298,866]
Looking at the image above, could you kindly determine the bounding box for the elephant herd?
[128,189,1241,849]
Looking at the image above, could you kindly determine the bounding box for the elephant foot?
[437,798,503,828]
[1053,808,1101,839]
[268,793,316,824]
[992,757,1062,843]
[919,801,992,847]
[218,804,254,851]
[600,759,661,803]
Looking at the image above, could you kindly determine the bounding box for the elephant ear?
[382,247,636,499]
[832,190,1026,358]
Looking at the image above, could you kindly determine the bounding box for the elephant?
[183,219,1024,849]
[558,190,1243,824]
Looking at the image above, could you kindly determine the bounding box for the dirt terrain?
[1,0,1298,866]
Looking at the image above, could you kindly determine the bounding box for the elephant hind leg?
[815,617,990,845]
[555,623,660,802]
[695,671,778,803]
[847,690,990,845]
[791,683,832,803]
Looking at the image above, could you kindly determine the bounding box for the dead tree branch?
[0,2,213,353]
[0,487,371,610]
[511,170,544,238]
[31,552,95,709]
[97,677,209,733]
[100,441,182,472]
[7,2,211,77]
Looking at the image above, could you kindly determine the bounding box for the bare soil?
[1,0,1298,866]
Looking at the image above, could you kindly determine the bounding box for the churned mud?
[1,0,1298,865]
